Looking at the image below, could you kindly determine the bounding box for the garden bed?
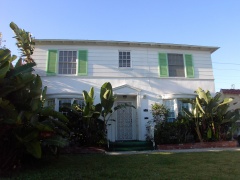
[60,146,106,154]
[157,140,238,150]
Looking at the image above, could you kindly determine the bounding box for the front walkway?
[106,147,240,155]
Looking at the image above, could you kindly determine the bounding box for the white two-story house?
[32,40,218,142]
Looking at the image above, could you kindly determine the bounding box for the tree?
[0,22,69,175]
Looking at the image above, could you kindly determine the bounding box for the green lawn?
[4,151,240,179]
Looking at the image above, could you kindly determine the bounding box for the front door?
[116,102,133,140]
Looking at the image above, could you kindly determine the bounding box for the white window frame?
[118,51,131,68]
[164,99,176,122]
[58,50,77,75]
[45,94,84,115]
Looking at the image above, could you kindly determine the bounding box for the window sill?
[57,74,78,76]
[118,67,133,71]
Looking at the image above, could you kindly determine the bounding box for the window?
[73,99,85,109]
[168,54,184,77]
[119,51,131,67]
[47,99,55,109]
[164,100,175,122]
[59,99,72,116]
[59,51,77,74]
[158,53,194,78]
[46,98,85,116]
[177,100,192,116]
[47,50,88,76]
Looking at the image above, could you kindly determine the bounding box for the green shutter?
[78,50,88,76]
[158,53,168,77]
[47,50,57,76]
[185,54,194,78]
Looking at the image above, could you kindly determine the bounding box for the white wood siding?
[32,45,214,80]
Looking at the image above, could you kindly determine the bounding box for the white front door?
[116,102,133,140]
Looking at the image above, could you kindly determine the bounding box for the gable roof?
[113,84,141,92]
[35,39,219,53]
[220,89,240,94]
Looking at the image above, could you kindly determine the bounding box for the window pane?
[73,51,77,56]
[68,51,72,56]
[59,57,63,62]
[119,51,131,68]
[72,69,76,74]
[47,99,55,108]
[168,53,184,77]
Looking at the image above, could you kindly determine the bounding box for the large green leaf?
[30,115,53,131]
[29,75,42,98]
[6,61,36,78]
[195,87,210,104]
[51,119,70,134]
[44,135,68,147]
[0,61,10,80]
[113,103,136,111]
[196,97,205,114]
[89,87,94,99]
[0,49,11,62]
[0,98,18,123]
[25,140,41,159]
[41,107,69,123]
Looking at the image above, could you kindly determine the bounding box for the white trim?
[46,93,82,99]
[36,39,219,53]
[58,50,78,75]
[162,93,196,99]
[113,84,141,92]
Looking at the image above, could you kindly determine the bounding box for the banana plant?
[195,88,234,140]
[183,97,204,142]
[183,87,237,142]
[0,22,70,174]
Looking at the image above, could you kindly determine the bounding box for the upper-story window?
[158,53,194,78]
[47,50,88,76]
[119,51,131,67]
[59,51,77,74]
[168,54,184,77]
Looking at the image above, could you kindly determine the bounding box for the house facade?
[32,40,218,142]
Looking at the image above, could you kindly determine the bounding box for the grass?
[3,151,240,179]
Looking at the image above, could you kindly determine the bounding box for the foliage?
[151,103,169,123]
[154,116,196,144]
[182,87,239,142]
[63,104,105,147]
[0,22,69,176]
[10,22,35,63]
[146,103,169,141]
[65,82,135,147]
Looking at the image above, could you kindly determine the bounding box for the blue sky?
[1,0,240,92]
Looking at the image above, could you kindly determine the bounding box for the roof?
[35,39,219,53]
[220,89,240,94]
